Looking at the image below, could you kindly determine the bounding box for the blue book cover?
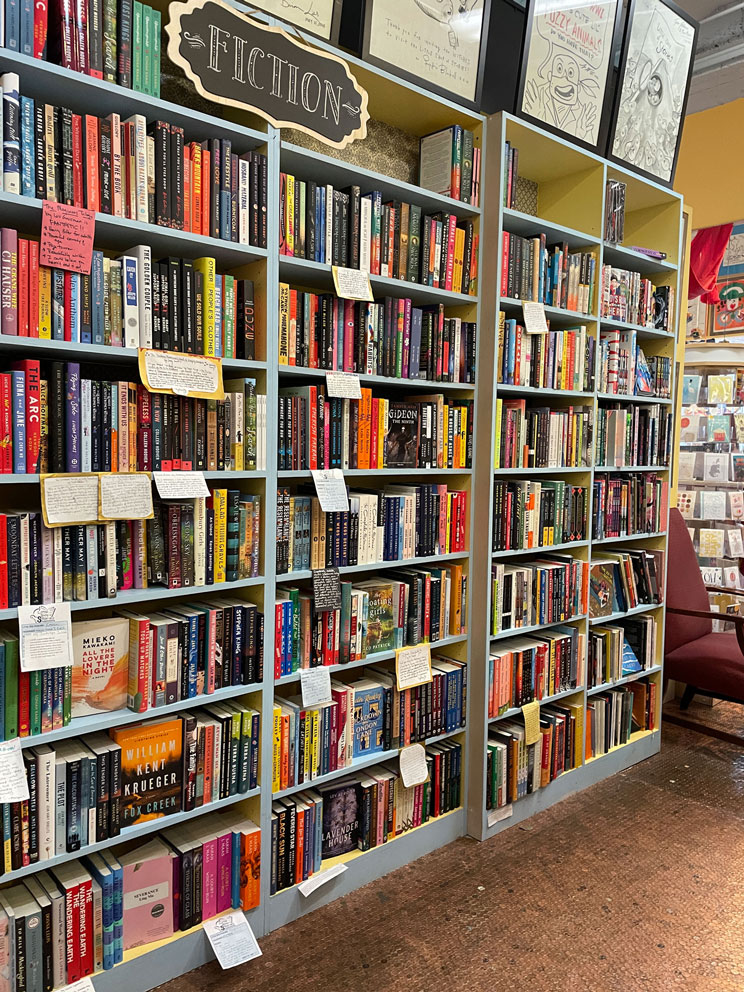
[102,852,124,964]
[69,272,80,343]
[10,369,25,474]
[91,252,104,344]
[19,0,32,53]
[352,679,384,758]
[65,362,81,472]
[51,269,64,340]
[84,855,115,971]
[4,0,19,49]
[230,826,241,908]
[19,95,34,197]
[622,638,642,675]
[1,73,20,192]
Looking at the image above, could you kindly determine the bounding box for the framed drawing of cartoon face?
[515,0,624,153]
[362,0,492,108]
[608,0,698,186]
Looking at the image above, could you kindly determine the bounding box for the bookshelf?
[467,112,683,842]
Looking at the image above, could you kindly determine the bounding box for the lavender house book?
[318,775,361,858]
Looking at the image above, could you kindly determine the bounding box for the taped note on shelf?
[399,743,430,788]
[58,980,96,992]
[152,471,211,499]
[300,667,333,708]
[0,739,30,803]
[487,804,513,828]
[40,474,100,527]
[332,265,374,302]
[521,699,541,746]
[204,911,262,969]
[326,370,362,399]
[521,301,549,335]
[18,602,74,672]
[311,469,349,512]
[99,472,154,520]
[139,349,224,399]
[39,200,95,274]
[396,643,432,691]
[312,567,341,611]
[298,863,348,897]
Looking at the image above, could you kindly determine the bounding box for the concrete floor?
[163,721,744,992]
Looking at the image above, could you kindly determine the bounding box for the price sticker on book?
[521,699,541,746]
[99,472,154,520]
[152,471,211,499]
[40,473,101,527]
[300,667,333,708]
[332,265,374,302]
[312,567,341,611]
[18,602,74,673]
[521,301,549,335]
[399,743,429,788]
[0,739,30,803]
[326,370,362,399]
[139,349,225,400]
[395,643,432,690]
[204,911,262,969]
[311,469,349,512]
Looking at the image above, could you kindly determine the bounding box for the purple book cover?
[1,228,18,335]
[41,522,54,603]
[65,362,81,472]
[402,297,412,379]
[11,369,25,473]
[410,307,422,379]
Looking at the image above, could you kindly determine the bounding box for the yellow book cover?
[567,701,584,768]
[311,709,320,779]
[278,282,290,365]
[38,265,52,338]
[452,227,465,295]
[110,716,183,826]
[377,397,387,468]
[230,389,244,470]
[445,493,452,554]
[39,378,49,473]
[287,497,295,571]
[212,488,227,583]
[193,257,217,356]
[71,617,130,717]
[497,310,505,379]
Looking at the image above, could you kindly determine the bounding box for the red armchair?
[665,507,744,709]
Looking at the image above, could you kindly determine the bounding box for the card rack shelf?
[467,112,682,843]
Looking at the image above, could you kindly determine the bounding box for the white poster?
[611,0,696,182]
[243,0,337,38]
[520,0,618,146]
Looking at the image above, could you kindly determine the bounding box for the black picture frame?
[514,0,625,155]
[244,0,344,44]
[361,0,492,110]
[607,0,698,187]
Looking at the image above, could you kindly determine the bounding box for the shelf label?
[58,980,96,992]
[139,349,224,399]
[399,743,429,788]
[395,643,432,690]
[40,201,95,274]
[298,863,348,897]
[326,370,362,399]
[521,699,541,746]
[152,471,211,499]
[300,667,333,708]
[487,804,513,828]
[311,469,349,512]
[40,474,101,527]
[0,739,30,803]
[204,911,262,968]
[312,567,341,612]
[99,472,154,520]
[521,301,549,335]
[332,266,374,302]
[18,602,74,673]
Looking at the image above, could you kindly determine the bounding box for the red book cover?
[34,0,48,57]
[72,113,84,208]
[18,671,30,736]
[190,142,202,235]
[79,877,93,976]
[11,359,40,473]
[28,240,39,338]
[73,0,89,74]
[17,239,28,338]
[0,376,11,474]
[84,115,100,213]
[201,145,210,237]
[309,294,318,368]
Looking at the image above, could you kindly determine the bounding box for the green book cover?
[142,4,152,97]
[102,0,117,83]
[30,671,42,736]
[132,1,143,92]
[2,634,18,740]
[223,274,235,359]
[63,666,72,725]
[152,9,161,97]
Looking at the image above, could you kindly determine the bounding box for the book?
[117,838,173,949]
[109,717,183,827]
[71,617,129,717]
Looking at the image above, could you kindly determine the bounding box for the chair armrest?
[706,584,744,597]
[667,606,744,655]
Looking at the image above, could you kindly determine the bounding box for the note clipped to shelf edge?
[152,471,211,499]
[399,743,429,788]
[39,200,95,274]
[332,265,374,302]
[204,911,262,968]
[40,473,101,528]
[326,369,362,399]
[521,699,541,746]
[521,300,549,335]
[18,602,74,672]
[0,739,30,803]
[57,978,96,992]
[139,348,225,400]
[99,472,154,520]
[487,804,513,828]
[300,666,333,708]
[298,863,348,897]
[311,468,349,512]
[395,643,432,690]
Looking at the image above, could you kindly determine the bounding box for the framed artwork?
[244,0,343,41]
[608,0,698,186]
[515,0,623,152]
[361,0,491,108]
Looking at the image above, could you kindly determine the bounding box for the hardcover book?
[109,717,183,827]
[117,837,174,949]
[589,561,615,619]
[318,776,361,858]
[71,617,129,717]
[350,679,384,758]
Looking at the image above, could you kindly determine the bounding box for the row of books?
[598,329,671,398]
[586,680,657,758]
[272,656,467,790]
[588,550,665,620]
[278,288,476,384]
[500,233,596,315]
[594,403,672,469]
[419,125,480,204]
[486,702,583,809]
[3,0,162,96]
[493,399,593,470]
[279,175,478,294]
[274,567,468,676]
[501,140,521,209]
[488,627,584,717]
[600,266,674,331]
[2,360,265,473]
[0,491,261,610]
[278,386,473,471]
[275,484,468,574]
[271,740,463,892]
[591,472,668,541]
[497,317,595,392]
[490,556,589,636]
[588,616,658,688]
[1,77,268,244]
[491,480,588,553]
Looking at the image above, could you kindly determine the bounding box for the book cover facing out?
[119,838,174,949]
[384,404,418,467]
[110,717,183,826]
[319,777,361,858]
[589,562,614,619]
[71,616,129,717]
[352,682,384,759]
[362,582,395,654]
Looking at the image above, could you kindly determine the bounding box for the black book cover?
[193,268,204,354]
[181,259,195,353]
[170,125,185,231]
[230,152,239,242]
[148,121,170,226]
[61,107,74,205]
[98,115,112,215]
[117,0,133,88]
[33,102,46,199]
[209,138,220,240]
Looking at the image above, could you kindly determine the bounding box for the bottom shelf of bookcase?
[267,807,465,931]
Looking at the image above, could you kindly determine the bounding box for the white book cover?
[53,527,63,603]
[0,74,20,195]
[54,753,67,854]
[325,183,333,266]
[105,520,118,596]
[120,256,140,349]
[239,159,250,244]
[360,196,371,273]
[19,513,30,605]
[128,245,152,348]
[125,113,149,223]
[194,497,207,587]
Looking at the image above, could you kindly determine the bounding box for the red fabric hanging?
[689,222,734,305]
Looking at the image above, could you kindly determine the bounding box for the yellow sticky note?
[522,700,541,746]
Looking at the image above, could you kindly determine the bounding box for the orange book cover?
[240,824,261,909]
[358,388,372,469]
[110,716,183,827]
[71,617,129,717]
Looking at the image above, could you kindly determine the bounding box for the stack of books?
[600,265,674,330]
[490,555,589,635]
[419,125,481,205]
[598,329,671,398]
[586,680,657,756]
[491,479,588,552]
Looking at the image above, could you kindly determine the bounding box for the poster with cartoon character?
[609,0,697,184]
[714,221,744,336]
[517,0,619,149]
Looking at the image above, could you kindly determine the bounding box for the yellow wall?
[674,98,744,228]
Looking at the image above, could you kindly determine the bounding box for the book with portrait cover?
[109,717,183,827]
[318,775,361,858]
[71,617,129,717]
